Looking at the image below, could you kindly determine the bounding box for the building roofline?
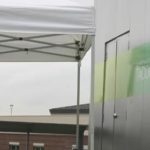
[49,103,89,114]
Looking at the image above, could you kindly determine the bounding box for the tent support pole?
[76,60,81,150]
[26,132,30,150]
[79,128,85,150]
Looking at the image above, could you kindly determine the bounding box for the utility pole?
[10,104,14,116]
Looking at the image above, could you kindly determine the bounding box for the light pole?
[10,104,14,116]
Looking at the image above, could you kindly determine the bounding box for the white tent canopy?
[0,0,95,62]
[0,1,94,149]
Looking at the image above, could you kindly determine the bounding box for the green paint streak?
[94,63,104,103]
[94,43,150,103]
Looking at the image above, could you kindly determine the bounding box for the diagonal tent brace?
[0,34,77,50]
[0,33,90,62]
[0,43,76,59]
[0,34,76,56]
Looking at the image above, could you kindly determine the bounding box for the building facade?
[0,132,88,150]
[0,104,89,150]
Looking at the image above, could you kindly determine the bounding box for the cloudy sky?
[0,50,91,115]
[0,0,93,115]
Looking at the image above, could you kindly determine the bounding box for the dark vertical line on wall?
[102,30,130,150]
[101,43,108,150]
[128,34,130,51]
[112,40,118,149]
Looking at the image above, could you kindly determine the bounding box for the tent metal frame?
[0,34,87,60]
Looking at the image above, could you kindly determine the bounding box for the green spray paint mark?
[94,43,150,103]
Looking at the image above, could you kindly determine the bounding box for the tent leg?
[76,61,81,150]
[26,132,30,150]
[79,128,85,150]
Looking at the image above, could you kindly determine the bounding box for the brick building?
[0,104,89,150]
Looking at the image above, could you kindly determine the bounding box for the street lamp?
[10,104,14,116]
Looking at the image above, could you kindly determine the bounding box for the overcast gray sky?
[0,50,91,115]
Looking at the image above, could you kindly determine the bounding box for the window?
[9,142,19,150]
[72,145,88,150]
[33,143,44,150]
[33,147,44,150]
